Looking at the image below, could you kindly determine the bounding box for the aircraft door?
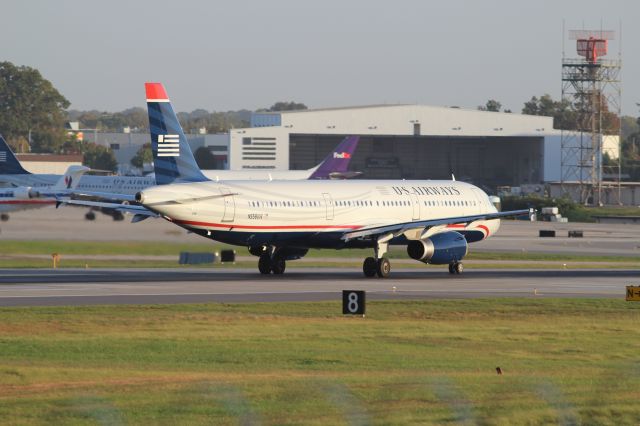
[220,187,235,222]
[322,193,334,220]
[410,193,420,220]
[470,188,485,214]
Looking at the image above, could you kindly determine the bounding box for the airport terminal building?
[228,105,555,191]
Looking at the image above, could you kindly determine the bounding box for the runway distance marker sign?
[342,290,366,316]
[626,286,640,301]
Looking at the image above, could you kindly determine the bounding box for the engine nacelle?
[406,231,468,265]
[12,187,39,199]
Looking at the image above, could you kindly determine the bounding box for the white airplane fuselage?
[0,168,318,198]
[140,179,500,249]
[0,195,56,213]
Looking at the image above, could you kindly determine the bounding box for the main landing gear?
[258,252,286,275]
[363,256,391,278]
[448,262,463,275]
[363,233,393,278]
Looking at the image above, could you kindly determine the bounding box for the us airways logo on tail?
[157,134,180,157]
[333,152,351,159]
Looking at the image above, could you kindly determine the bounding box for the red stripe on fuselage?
[0,200,56,205]
[173,219,362,231]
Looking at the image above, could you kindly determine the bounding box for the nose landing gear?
[448,262,463,274]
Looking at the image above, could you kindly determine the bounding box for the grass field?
[0,240,639,270]
[1,299,640,424]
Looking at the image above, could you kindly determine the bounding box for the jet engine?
[406,231,468,265]
[11,187,39,199]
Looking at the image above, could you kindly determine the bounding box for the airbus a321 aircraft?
[65,83,532,278]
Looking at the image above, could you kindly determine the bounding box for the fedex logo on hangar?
[333,152,351,159]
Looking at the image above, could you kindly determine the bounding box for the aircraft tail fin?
[145,83,208,185]
[0,135,31,175]
[51,165,90,191]
[307,136,360,180]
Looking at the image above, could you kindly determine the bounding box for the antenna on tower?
[560,27,622,206]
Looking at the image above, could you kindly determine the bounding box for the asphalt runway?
[0,268,636,306]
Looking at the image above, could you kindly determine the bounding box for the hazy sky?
[3,0,638,115]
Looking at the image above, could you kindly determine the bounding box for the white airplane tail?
[51,165,90,191]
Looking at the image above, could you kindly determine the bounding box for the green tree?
[194,147,218,169]
[478,99,502,112]
[263,101,308,112]
[130,143,152,168]
[0,61,70,152]
[82,143,118,172]
[522,94,576,130]
[620,103,640,180]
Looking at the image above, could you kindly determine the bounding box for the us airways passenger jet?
[70,83,532,278]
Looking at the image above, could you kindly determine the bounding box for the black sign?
[342,290,366,315]
[220,250,236,263]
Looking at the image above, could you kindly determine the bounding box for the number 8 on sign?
[348,292,359,313]
[342,290,365,315]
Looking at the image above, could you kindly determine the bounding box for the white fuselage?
[0,168,315,197]
[140,179,500,248]
[202,169,313,181]
[0,191,56,213]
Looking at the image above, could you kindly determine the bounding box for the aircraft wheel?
[376,258,391,278]
[363,257,377,278]
[0,214,9,222]
[258,255,271,274]
[85,212,96,221]
[271,257,286,275]
[454,262,464,275]
[448,264,455,274]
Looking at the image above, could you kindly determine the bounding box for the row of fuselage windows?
[248,199,479,209]
[78,184,147,191]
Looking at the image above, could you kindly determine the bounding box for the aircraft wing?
[341,208,533,241]
[58,199,159,222]
[69,190,138,202]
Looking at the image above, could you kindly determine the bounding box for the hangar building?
[228,105,554,191]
